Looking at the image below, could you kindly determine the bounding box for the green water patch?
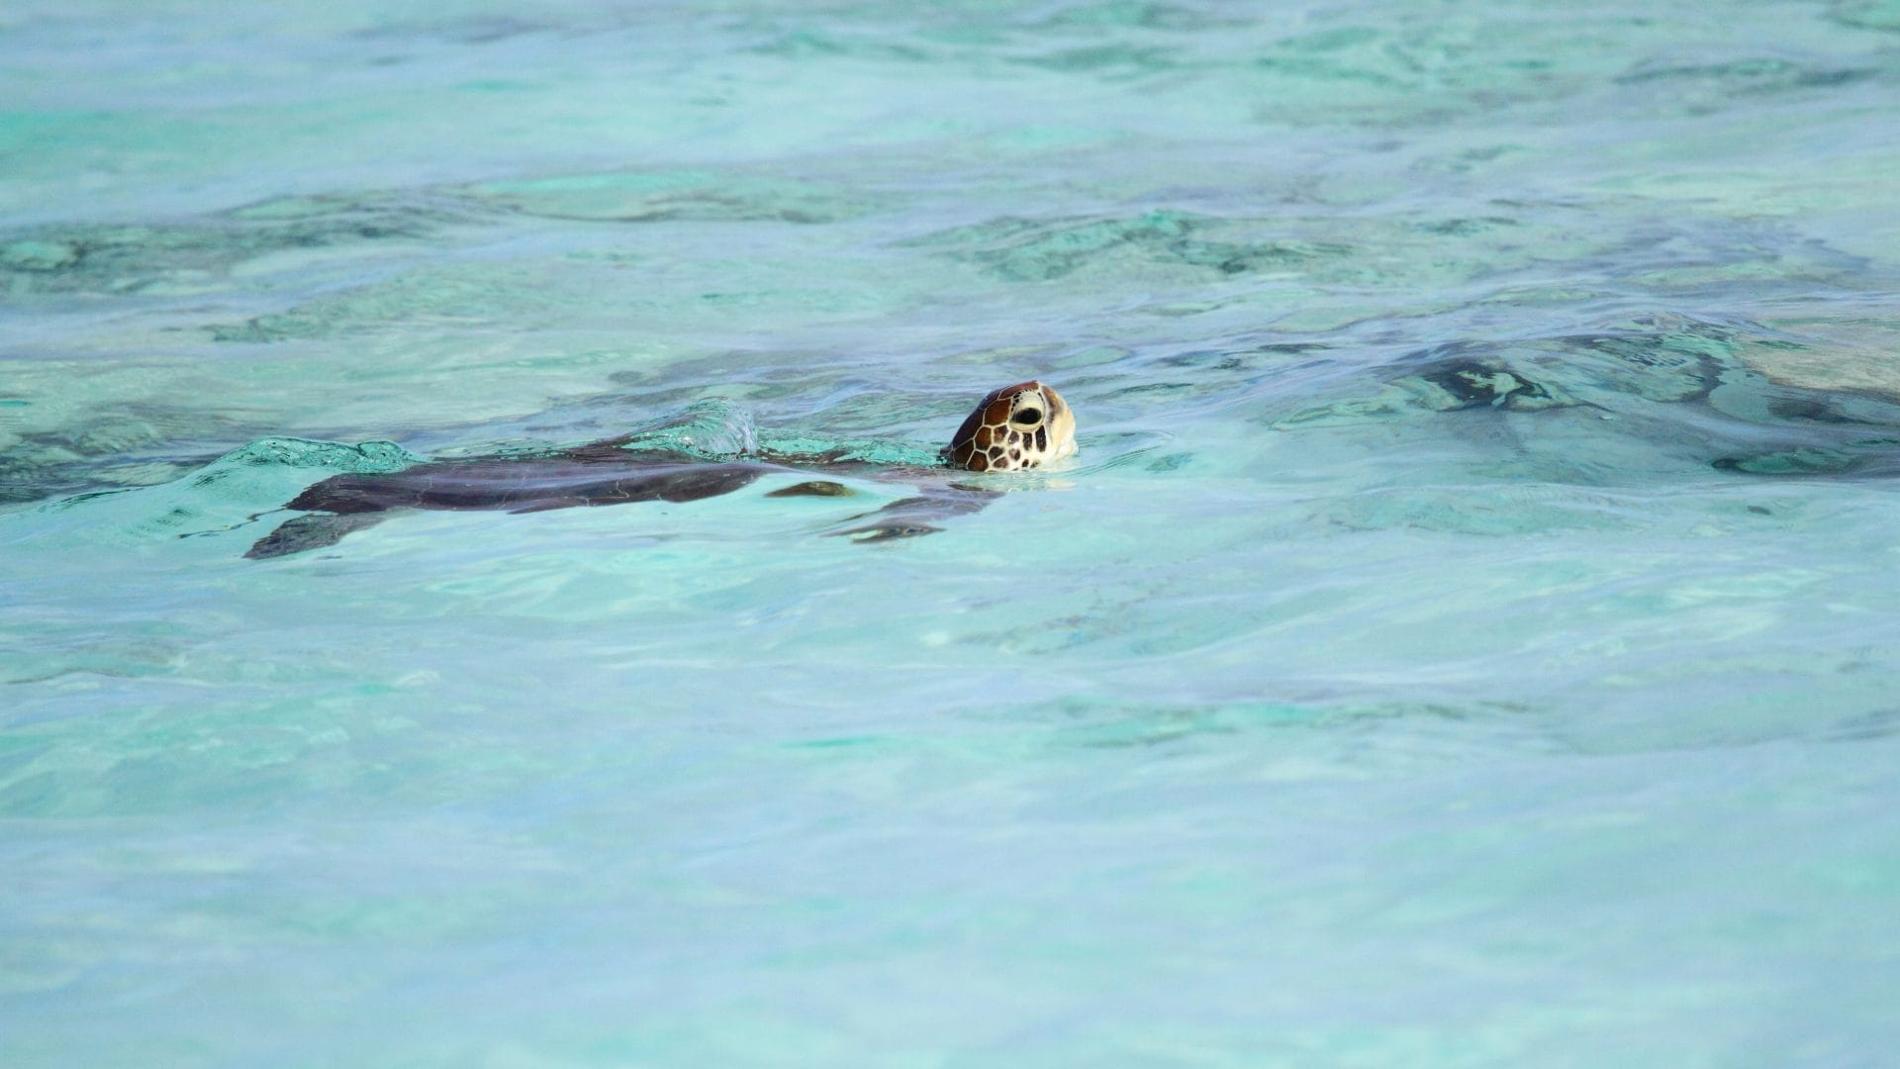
[1712,447,1871,477]
[1011,42,1181,78]
[905,197,1704,302]
[202,267,751,342]
[1033,1,1243,31]
[0,166,888,301]
[1244,19,1607,126]
[461,170,885,225]
[746,28,940,62]
[1234,9,1894,130]
[1063,313,1735,435]
[206,263,578,342]
[1830,0,1900,31]
[350,13,551,45]
[998,692,1567,759]
[1313,482,1649,537]
[1614,56,1875,94]
[0,192,479,298]
[907,210,1352,283]
[1737,315,1900,399]
[1272,315,1747,430]
[208,225,919,344]
[1245,312,1900,487]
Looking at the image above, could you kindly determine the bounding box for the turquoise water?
[6,0,1900,1063]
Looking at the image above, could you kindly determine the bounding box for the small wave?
[192,437,422,480]
[608,399,759,459]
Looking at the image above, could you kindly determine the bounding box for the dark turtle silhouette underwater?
[245,380,1076,559]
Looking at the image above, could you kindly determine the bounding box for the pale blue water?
[5,1,1900,1064]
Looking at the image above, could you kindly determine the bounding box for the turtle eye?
[1011,408,1043,426]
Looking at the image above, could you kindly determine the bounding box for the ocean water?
[5,0,1900,1063]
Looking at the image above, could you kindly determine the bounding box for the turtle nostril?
[1012,409,1042,426]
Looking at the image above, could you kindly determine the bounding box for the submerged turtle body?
[245,381,1074,559]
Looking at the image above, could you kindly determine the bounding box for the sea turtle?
[245,380,1076,559]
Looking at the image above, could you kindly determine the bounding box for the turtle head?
[943,380,1077,473]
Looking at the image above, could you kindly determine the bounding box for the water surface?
[5,1,1900,1064]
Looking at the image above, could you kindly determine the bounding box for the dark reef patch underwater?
[5,0,1900,1064]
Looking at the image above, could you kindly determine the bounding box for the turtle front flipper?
[245,512,390,559]
[827,484,997,543]
[833,516,945,542]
